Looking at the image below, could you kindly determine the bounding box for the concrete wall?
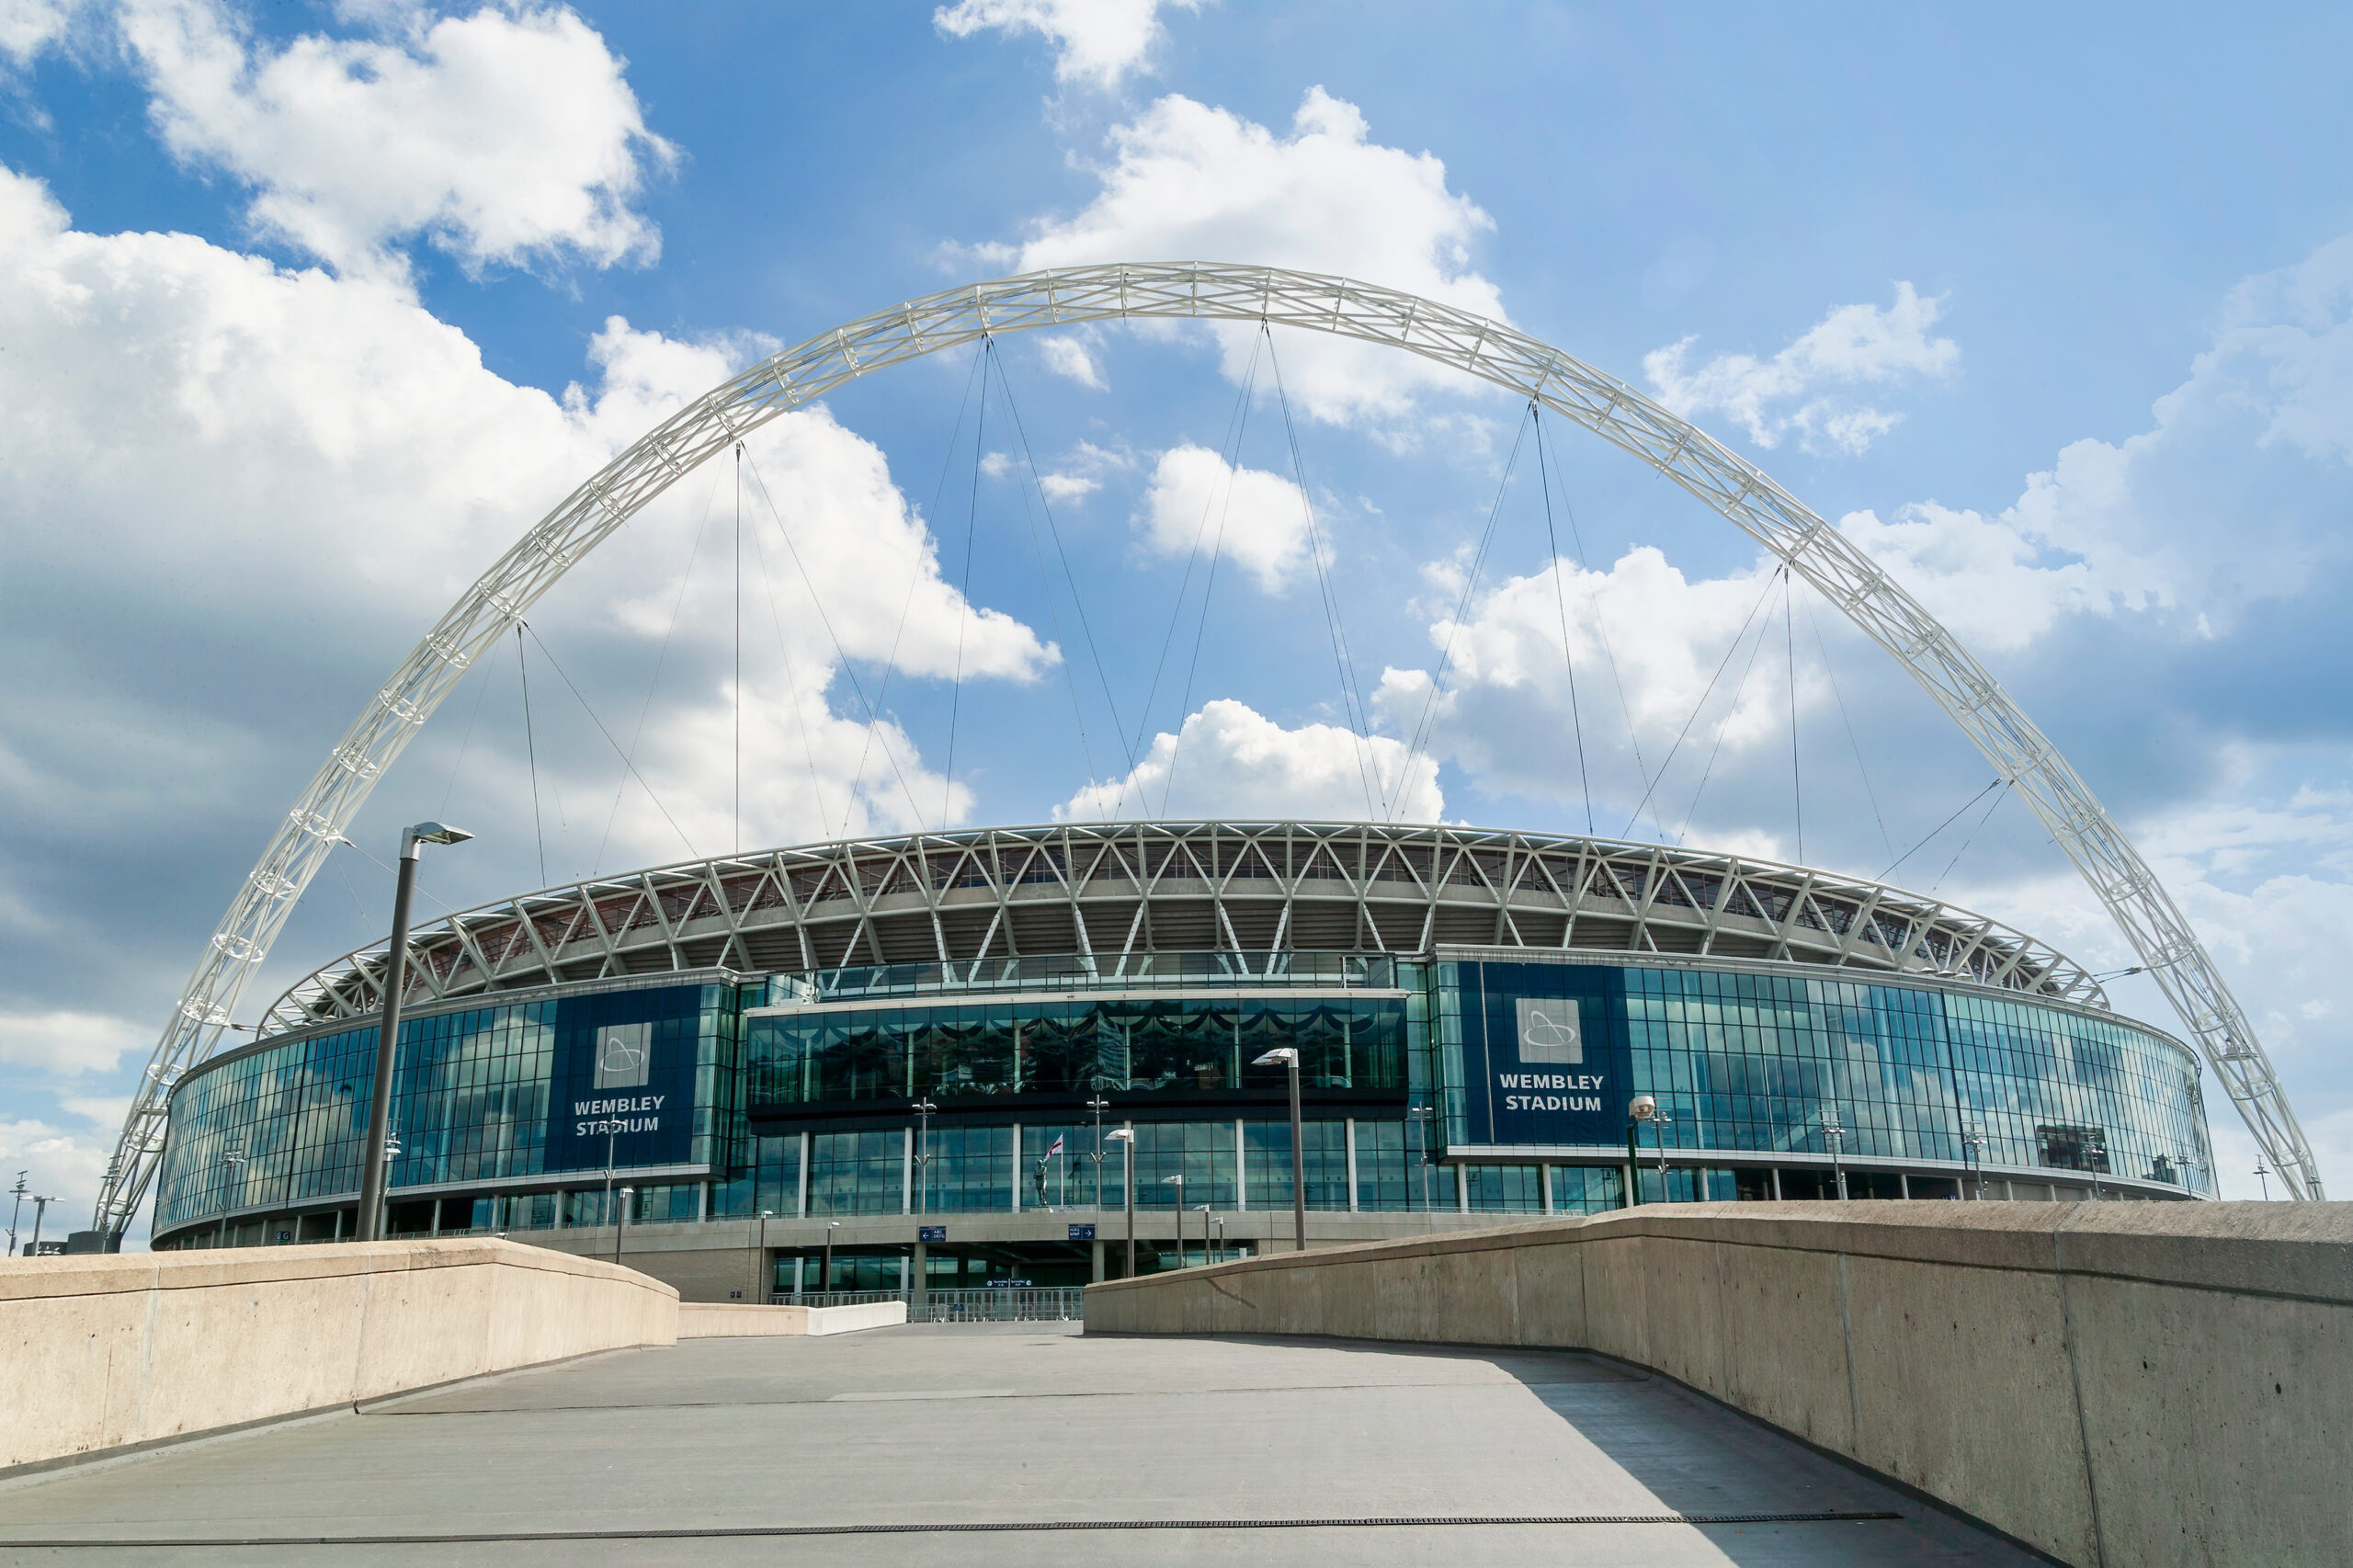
[677,1300,906,1336]
[1084,1200,2353,1568]
[3,1238,678,1475]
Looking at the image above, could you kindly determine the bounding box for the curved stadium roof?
[261,821,2105,1033]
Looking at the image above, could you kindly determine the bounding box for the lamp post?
[1821,1109,1848,1200]
[2254,1162,2271,1200]
[613,1187,632,1266]
[911,1097,937,1315]
[1086,1093,1110,1210]
[754,1209,773,1303]
[1252,1046,1306,1253]
[822,1220,840,1296]
[1107,1125,1135,1277]
[358,822,472,1244]
[28,1194,58,1255]
[1211,1213,1225,1265]
[1626,1095,1656,1206]
[2085,1136,2107,1201]
[1961,1125,1987,1200]
[1409,1103,1436,1217]
[1161,1174,1185,1265]
[7,1171,25,1256]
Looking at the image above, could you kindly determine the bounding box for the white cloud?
[1002,87,1503,426]
[1037,331,1106,389]
[0,0,88,64]
[1644,282,1958,454]
[1139,443,1317,592]
[0,1113,115,1244]
[119,0,675,276]
[0,1009,141,1074]
[1060,699,1441,824]
[0,160,1055,982]
[932,0,1196,89]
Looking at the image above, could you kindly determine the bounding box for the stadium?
[149,820,2215,1299]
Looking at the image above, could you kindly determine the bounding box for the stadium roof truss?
[97,262,2323,1235]
[260,823,2102,1028]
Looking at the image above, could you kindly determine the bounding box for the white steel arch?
[95,262,2322,1234]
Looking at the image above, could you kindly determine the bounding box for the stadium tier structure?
[151,822,2215,1295]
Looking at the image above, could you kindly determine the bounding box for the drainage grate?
[1,1511,1904,1548]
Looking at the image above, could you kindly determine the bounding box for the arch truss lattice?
[95,263,2322,1233]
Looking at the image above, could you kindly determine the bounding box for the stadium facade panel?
[152,824,2216,1290]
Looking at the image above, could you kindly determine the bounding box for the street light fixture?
[822,1220,840,1295]
[1408,1104,1436,1217]
[1106,1124,1136,1277]
[1252,1046,1306,1253]
[1161,1174,1185,1265]
[1626,1095,1656,1206]
[1961,1125,1988,1200]
[1086,1094,1110,1210]
[911,1097,938,1316]
[28,1194,58,1255]
[358,822,472,1244]
[1193,1204,1211,1268]
[754,1209,774,1303]
[7,1171,26,1256]
[613,1187,632,1266]
[2084,1136,2107,1202]
[1821,1108,1848,1200]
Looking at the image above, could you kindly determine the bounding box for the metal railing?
[774,1288,1086,1322]
[782,1290,906,1309]
[913,1288,1085,1323]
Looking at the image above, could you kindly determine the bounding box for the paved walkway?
[0,1324,2040,1566]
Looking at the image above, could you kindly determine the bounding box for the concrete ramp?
[1085,1200,2353,1568]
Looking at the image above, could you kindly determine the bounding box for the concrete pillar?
[1092,1241,1105,1281]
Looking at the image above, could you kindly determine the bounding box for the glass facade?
[153,983,747,1234]
[153,947,2214,1245]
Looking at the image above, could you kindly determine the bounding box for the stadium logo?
[594,1022,653,1090]
[1515,998,1583,1064]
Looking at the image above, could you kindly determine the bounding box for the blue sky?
[1,0,2348,1228]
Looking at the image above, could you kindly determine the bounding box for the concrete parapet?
[1084,1200,2353,1568]
[677,1300,906,1336]
[3,1238,678,1475]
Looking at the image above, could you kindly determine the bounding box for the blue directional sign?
[1067,1223,1097,1241]
[918,1225,947,1243]
[986,1278,1033,1289]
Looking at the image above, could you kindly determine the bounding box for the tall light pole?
[1162,1173,1185,1264]
[1626,1095,1656,1206]
[1961,1125,1987,1200]
[8,1170,27,1256]
[753,1209,773,1302]
[357,822,472,1244]
[1194,1203,1211,1267]
[822,1220,839,1294]
[912,1097,937,1315]
[1107,1124,1135,1277]
[28,1194,58,1255]
[1821,1108,1848,1200]
[1253,1046,1306,1253]
[1086,1094,1110,1210]
[613,1187,632,1266]
[2085,1136,2107,1201]
[1409,1103,1436,1216]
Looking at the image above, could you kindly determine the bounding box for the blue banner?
[1452,960,1628,1148]
[543,985,704,1172]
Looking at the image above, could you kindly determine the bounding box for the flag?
[1044,1134,1065,1158]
